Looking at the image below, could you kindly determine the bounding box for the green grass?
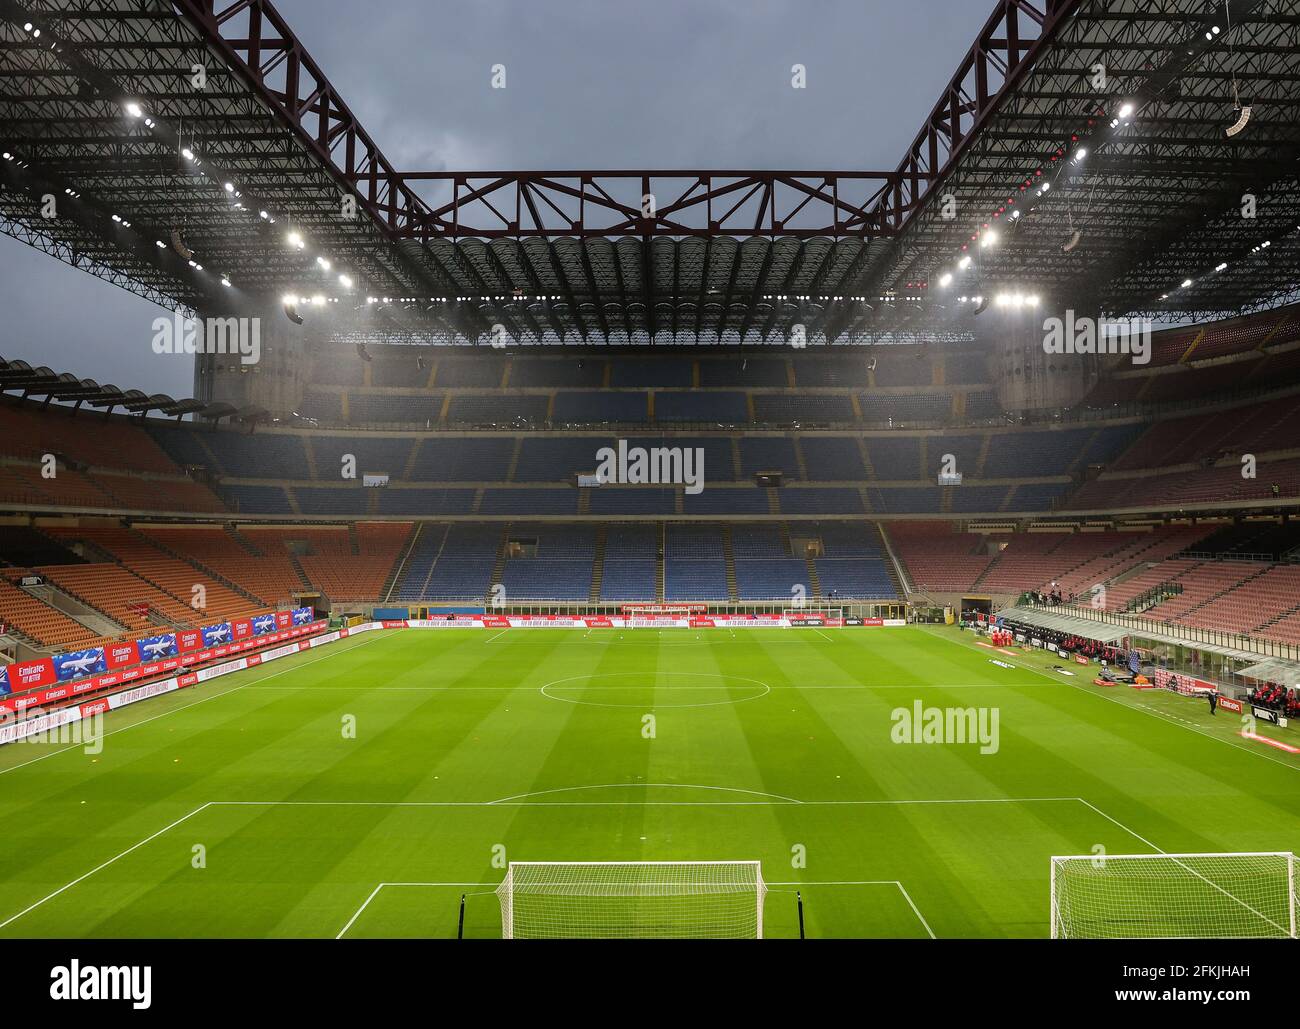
[1,625,1297,938]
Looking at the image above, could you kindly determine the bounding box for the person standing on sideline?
[1208,691,1218,716]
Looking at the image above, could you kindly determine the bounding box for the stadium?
[0,0,1299,969]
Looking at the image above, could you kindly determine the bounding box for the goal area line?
[335,878,935,939]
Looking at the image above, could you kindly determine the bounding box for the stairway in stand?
[588,525,607,604]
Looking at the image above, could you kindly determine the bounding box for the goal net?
[1050,852,1298,939]
[496,861,766,939]
[782,607,843,626]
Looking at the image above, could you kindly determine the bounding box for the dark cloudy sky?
[0,0,992,397]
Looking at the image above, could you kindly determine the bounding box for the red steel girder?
[172,0,435,236]
[347,171,912,239]
[174,0,1079,243]
[171,1,919,240]
[875,0,1084,232]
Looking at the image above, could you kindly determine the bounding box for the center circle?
[539,671,771,709]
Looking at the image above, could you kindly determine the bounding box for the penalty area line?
[0,803,213,932]
[340,879,937,939]
[0,793,1162,935]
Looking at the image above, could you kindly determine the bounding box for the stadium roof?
[1237,656,1300,683]
[0,0,1297,345]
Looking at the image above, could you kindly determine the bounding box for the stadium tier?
[3,357,1299,634]
[0,576,102,650]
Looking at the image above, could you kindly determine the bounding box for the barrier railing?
[1018,599,1299,662]
[390,597,907,619]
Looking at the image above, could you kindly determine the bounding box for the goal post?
[1050,852,1298,939]
[496,861,767,939]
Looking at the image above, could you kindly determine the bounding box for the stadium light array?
[113,108,383,313]
[993,292,1039,309]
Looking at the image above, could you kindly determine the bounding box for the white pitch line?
[187,794,1083,809]
[342,879,937,940]
[770,879,903,884]
[769,880,936,938]
[0,631,394,777]
[483,629,510,643]
[1072,797,1166,854]
[1072,798,1289,935]
[336,881,487,939]
[0,793,1163,934]
[894,881,937,939]
[924,627,1300,774]
[0,803,212,931]
[485,782,803,805]
[245,682,1000,692]
[335,883,385,939]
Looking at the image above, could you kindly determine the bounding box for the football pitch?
[1,626,1296,939]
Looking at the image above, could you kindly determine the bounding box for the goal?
[620,604,704,625]
[496,861,767,939]
[782,607,843,626]
[1050,852,1298,939]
